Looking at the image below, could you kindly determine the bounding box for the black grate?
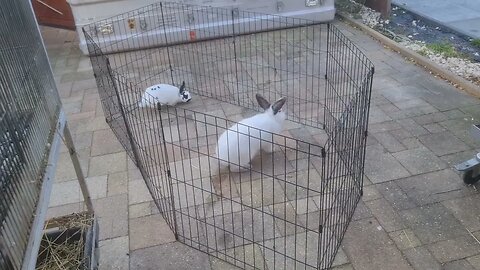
[84,2,374,269]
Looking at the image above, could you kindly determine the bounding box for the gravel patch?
[337,1,480,86]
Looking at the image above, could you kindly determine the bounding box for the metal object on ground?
[0,0,96,269]
[454,124,480,184]
[36,212,99,270]
[84,2,375,269]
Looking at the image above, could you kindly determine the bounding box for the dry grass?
[35,212,94,270]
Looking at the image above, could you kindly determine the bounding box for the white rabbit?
[138,81,192,108]
[215,94,287,173]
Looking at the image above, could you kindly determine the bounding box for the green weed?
[426,42,460,58]
[471,39,480,48]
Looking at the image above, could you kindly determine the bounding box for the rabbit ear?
[272,97,287,115]
[179,81,186,94]
[255,94,270,110]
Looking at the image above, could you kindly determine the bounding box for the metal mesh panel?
[0,0,62,269]
[84,2,374,269]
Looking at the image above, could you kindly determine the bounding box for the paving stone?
[332,264,354,270]
[269,202,304,236]
[210,257,241,270]
[402,246,441,270]
[342,218,413,270]
[59,131,93,153]
[71,77,96,92]
[64,100,82,114]
[91,129,124,156]
[392,147,447,175]
[331,247,349,267]
[98,236,129,270]
[174,177,216,209]
[372,132,406,153]
[107,171,128,196]
[412,112,448,125]
[54,148,90,181]
[61,70,94,83]
[393,98,437,115]
[369,121,402,133]
[396,169,467,206]
[95,100,104,117]
[396,118,429,137]
[128,166,143,180]
[89,152,127,176]
[290,196,321,215]
[129,201,156,219]
[421,90,478,112]
[129,179,153,205]
[237,178,287,208]
[366,199,404,232]
[442,259,477,270]
[424,123,446,133]
[83,87,97,97]
[460,104,480,119]
[288,127,316,143]
[130,242,211,270]
[442,195,480,232]
[57,81,73,97]
[363,175,373,187]
[129,214,175,250]
[381,85,427,103]
[419,132,469,156]
[94,194,129,240]
[261,231,319,270]
[391,128,414,141]
[221,103,245,116]
[401,137,424,150]
[61,92,84,104]
[222,243,267,270]
[368,106,393,124]
[46,201,85,219]
[455,131,480,149]
[49,175,107,207]
[438,118,477,138]
[444,109,469,120]
[203,209,277,251]
[352,200,373,221]
[389,229,422,250]
[67,111,96,122]
[377,102,400,113]
[365,150,410,184]
[400,204,468,244]
[376,181,417,210]
[75,116,109,133]
[427,235,480,263]
[361,186,383,202]
[467,254,480,270]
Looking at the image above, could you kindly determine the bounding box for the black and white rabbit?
[138,81,192,108]
[216,94,287,173]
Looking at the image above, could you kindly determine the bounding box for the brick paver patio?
[42,19,480,270]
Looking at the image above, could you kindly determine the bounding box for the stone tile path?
[392,0,480,39]
[42,18,480,270]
